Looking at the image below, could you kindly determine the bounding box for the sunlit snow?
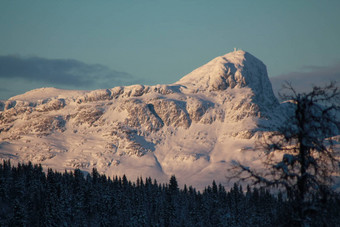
[0,50,293,189]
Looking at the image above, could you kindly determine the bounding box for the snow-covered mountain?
[0,50,286,189]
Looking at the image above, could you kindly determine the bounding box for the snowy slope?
[0,50,286,189]
[8,87,89,102]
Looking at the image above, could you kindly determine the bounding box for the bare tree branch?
[228,81,340,226]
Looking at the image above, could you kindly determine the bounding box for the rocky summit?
[0,50,286,188]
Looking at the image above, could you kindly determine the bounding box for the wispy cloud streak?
[270,62,340,96]
[0,55,135,87]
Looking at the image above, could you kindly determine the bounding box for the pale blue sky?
[1,0,339,99]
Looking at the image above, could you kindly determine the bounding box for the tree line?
[0,160,339,226]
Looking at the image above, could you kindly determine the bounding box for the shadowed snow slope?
[0,50,288,189]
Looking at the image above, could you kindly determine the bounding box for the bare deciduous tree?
[229,82,340,226]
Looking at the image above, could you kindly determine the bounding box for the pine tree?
[169,175,178,192]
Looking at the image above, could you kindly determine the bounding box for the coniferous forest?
[0,160,339,226]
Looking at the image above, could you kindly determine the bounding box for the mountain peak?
[221,49,248,65]
[176,50,278,108]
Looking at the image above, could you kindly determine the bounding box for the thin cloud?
[0,55,135,88]
[270,62,340,97]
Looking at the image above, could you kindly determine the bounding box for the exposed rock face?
[0,50,284,189]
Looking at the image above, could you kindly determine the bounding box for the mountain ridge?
[0,50,284,189]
